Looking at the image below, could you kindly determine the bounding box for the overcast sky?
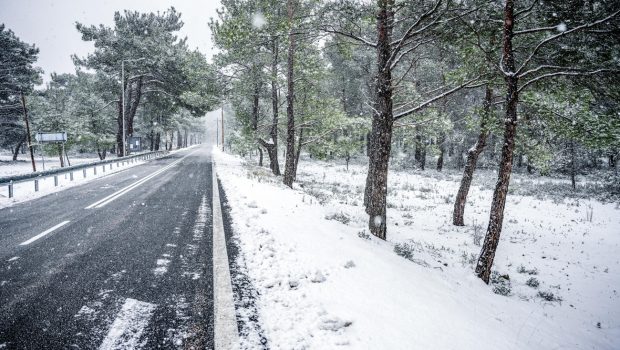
[0,0,221,84]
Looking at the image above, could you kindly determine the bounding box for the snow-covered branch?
[518,69,619,93]
[516,9,620,76]
[389,0,442,50]
[513,26,558,35]
[393,76,483,121]
[322,26,376,47]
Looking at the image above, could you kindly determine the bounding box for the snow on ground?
[0,154,145,209]
[0,153,101,177]
[214,149,620,350]
[0,148,191,209]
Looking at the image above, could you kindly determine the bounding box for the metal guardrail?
[1,150,168,198]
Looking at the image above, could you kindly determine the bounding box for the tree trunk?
[126,77,143,139]
[570,142,576,190]
[453,86,492,226]
[365,0,394,240]
[177,129,183,149]
[283,0,297,188]
[97,147,107,160]
[475,0,518,284]
[65,148,71,167]
[20,92,36,172]
[150,129,155,151]
[268,36,281,175]
[12,135,26,161]
[436,133,446,171]
[456,146,465,169]
[57,144,65,168]
[251,76,264,168]
[116,97,124,156]
[258,147,264,167]
[609,154,616,168]
[414,134,422,166]
[293,125,303,180]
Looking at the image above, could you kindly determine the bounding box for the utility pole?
[216,118,219,146]
[20,92,36,172]
[121,60,126,157]
[221,107,225,152]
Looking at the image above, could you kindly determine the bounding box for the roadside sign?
[35,132,67,143]
[129,136,142,152]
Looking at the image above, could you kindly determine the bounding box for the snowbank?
[214,149,620,349]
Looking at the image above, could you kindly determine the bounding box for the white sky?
[0,0,221,84]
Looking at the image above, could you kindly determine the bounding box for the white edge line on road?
[212,162,240,350]
[19,220,71,246]
[85,148,200,209]
[98,298,157,350]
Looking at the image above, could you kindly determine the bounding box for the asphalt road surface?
[0,145,233,349]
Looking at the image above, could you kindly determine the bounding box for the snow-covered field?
[0,153,101,177]
[0,152,164,208]
[214,149,620,349]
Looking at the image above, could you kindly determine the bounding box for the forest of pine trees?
[1,1,618,283]
[1,8,219,164]
[211,0,619,283]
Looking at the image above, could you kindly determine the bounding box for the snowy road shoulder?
[212,162,240,350]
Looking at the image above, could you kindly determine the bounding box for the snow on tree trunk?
[268,37,281,176]
[475,0,518,284]
[365,0,394,240]
[283,0,297,188]
[453,86,492,226]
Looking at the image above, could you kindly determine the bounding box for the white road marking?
[212,163,240,349]
[85,149,200,209]
[98,298,157,350]
[19,220,70,246]
[7,256,19,262]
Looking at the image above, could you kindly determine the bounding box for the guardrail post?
[110,164,113,170]
[54,175,58,186]
[70,172,74,181]
[103,165,106,173]
[8,181,13,198]
[116,162,119,168]
[34,179,39,192]
[94,166,97,175]
[83,169,87,178]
